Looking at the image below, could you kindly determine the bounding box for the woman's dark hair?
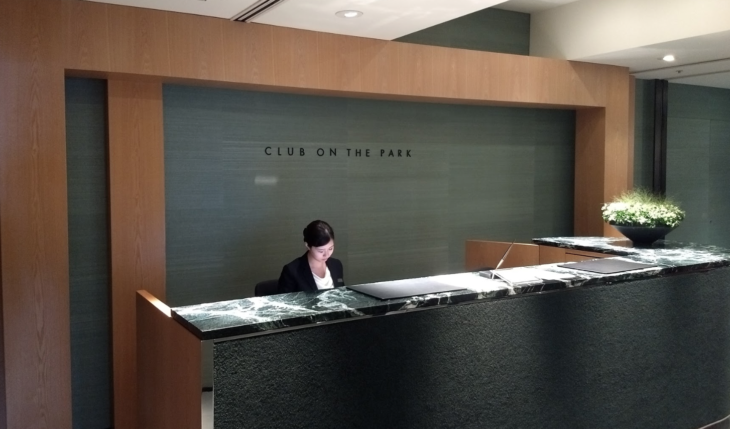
[303,220,335,248]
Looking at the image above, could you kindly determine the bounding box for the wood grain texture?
[107,3,171,76]
[397,42,434,97]
[0,0,72,427]
[61,0,623,108]
[565,253,591,263]
[574,108,606,236]
[602,67,632,237]
[222,22,275,85]
[271,26,319,88]
[108,80,166,429]
[63,0,110,72]
[565,249,609,262]
[137,291,201,429]
[317,32,362,92]
[462,49,490,101]
[168,13,225,81]
[465,240,539,271]
[432,45,468,99]
[359,38,400,95]
[0,0,71,428]
[539,245,566,264]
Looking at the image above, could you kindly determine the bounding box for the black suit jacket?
[278,253,345,294]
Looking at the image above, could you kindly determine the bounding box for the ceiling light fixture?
[662,54,675,62]
[335,10,363,18]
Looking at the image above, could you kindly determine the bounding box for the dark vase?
[611,225,675,245]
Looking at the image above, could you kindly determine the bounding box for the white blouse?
[312,266,334,290]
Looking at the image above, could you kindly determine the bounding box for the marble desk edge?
[171,237,730,341]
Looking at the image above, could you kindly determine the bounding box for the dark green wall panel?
[667,117,711,244]
[632,81,730,248]
[666,83,730,247]
[668,84,730,121]
[709,120,730,244]
[633,79,655,190]
[532,111,576,237]
[163,85,575,306]
[395,8,530,56]
[65,78,111,429]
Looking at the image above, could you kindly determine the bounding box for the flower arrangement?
[601,188,685,228]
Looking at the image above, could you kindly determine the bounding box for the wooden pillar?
[0,0,71,427]
[137,291,201,429]
[108,80,166,429]
[575,107,608,236]
[574,68,633,237]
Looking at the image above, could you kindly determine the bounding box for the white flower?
[601,193,685,228]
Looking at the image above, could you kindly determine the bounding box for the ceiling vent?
[232,0,286,22]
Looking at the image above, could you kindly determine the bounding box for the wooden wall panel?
[222,22,275,85]
[137,291,201,429]
[603,68,633,237]
[462,49,489,102]
[530,57,568,106]
[168,13,226,81]
[432,46,468,99]
[108,80,166,429]
[565,249,609,262]
[63,0,111,72]
[271,26,319,89]
[317,32,362,92]
[397,42,434,96]
[0,0,72,427]
[481,54,519,103]
[574,108,607,236]
[359,39,400,95]
[539,245,566,265]
[60,0,620,105]
[61,1,623,112]
[568,61,606,107]
[465,241,540,271]
[107,4,171,76]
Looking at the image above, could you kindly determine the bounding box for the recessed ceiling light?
[662,54,675,62]
[336,10,363,18]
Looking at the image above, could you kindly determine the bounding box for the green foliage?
[601,188,685,228]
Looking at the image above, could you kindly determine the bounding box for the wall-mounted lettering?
[264,147,412,158]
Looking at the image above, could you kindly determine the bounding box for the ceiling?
[89,0,730,89]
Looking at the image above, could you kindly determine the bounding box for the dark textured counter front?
[172,237,730,341]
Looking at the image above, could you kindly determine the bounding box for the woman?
[278,220,345,293]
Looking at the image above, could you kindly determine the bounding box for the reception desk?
[138,237,730,429]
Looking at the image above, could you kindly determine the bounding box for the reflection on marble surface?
[173,273,512,340]
[533,237,730,270]
[172,238,730,341]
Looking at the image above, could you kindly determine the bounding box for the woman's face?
[308,239,334,263]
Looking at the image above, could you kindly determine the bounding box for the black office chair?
[254,279,279,297]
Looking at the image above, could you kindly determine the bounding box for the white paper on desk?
[515,268,577,281]
[492,268,542,285]
[432,272,508,292]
